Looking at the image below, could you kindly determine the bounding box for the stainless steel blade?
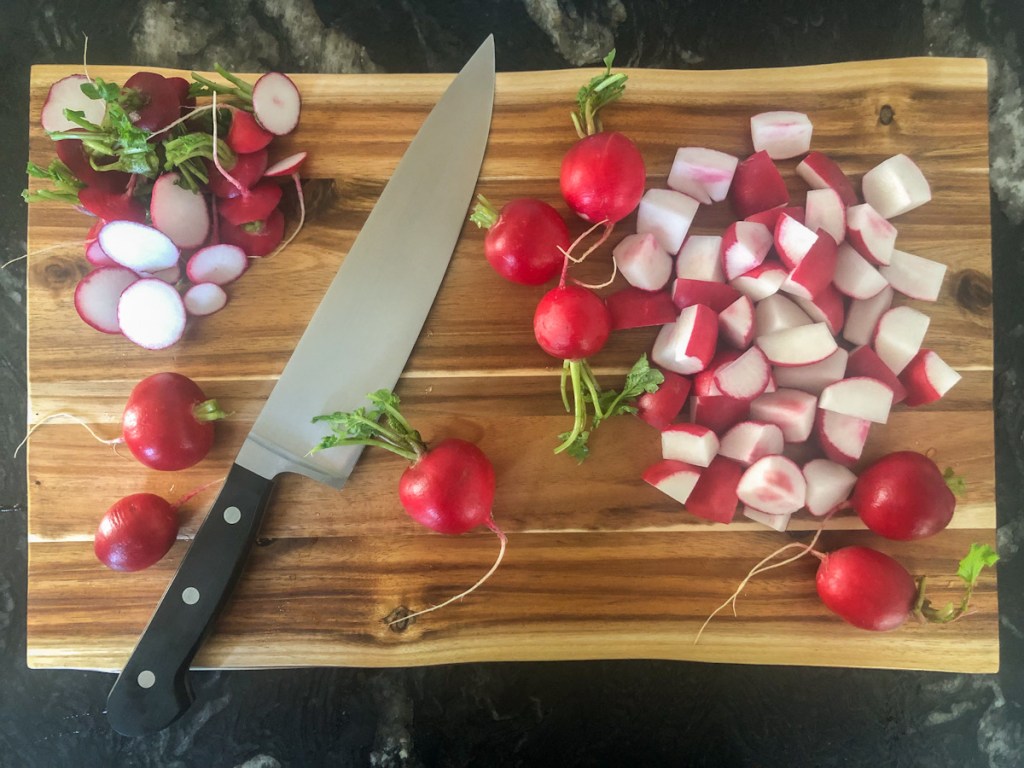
[236,36,495,487]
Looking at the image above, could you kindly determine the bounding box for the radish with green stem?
[851,451,959,540]
[469,195,569,285]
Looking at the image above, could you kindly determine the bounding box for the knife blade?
[106,36,495,737]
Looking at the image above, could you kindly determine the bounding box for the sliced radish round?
[84,237,117,267]
[141,263,182,285]
[150,172,211,249]
[98,221,180,274]
[74,267,138,334]
[41,75,106,132]
[117,278,187,350]
[251,72,302,135]
[264,151,308,177]
[183,282,229,316]
[736,455,807,516]
[186,244,248,285]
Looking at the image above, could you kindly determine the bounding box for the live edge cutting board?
[25,58,997,673]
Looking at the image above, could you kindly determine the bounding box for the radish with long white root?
[150,171,211,249]
[833,242,889,300]
[612,233,674,291]
[661,423,719,467]
[795,151,857,206]
[750,111,812,160]
[818,377,894,424]
[845,203,897,266]
[861,153,932,218]
[666,147,738,204]
[605,287,677,330]
[729,151,789,218]
[98,221,181,274]
[736,454,806,516]
[756,322,837,367]
[264,151,309,178]
[900,349,962,406]
[879,249,947,302]
[74,266,139,334]
[117,278,187,350]
[873,305,930,374]
[802,458,858,517]
[643,460,702,505]
[721,221,772,281]
[251,72,302,136]
[749,388,817,443]
[719,421,785,466]
[676,235,725,282]
[636,189,699,254]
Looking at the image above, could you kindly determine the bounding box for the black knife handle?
[106,463,276,737]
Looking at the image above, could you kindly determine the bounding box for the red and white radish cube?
[661,423,719,467]
[846,345,907,403]
[844,284,894,346]
[676,235,725,282]
[900,349,962,406]
[667,147,739,204]
[612,233,674,291]
[742,505,791,532]
[636,189,699,254]
[862,154,932,218]
[750,111,813,160]
[719,421,784,466]
[749,388,817,443]
[721,221,773,281]
[802,458,858,517]
[730,260,787,302]
[845,203,897,266]
[713,346,771,400]
[772,347,849,394]
[773,213,818,270]
[833,242,889,300]
[98,221,181,274]
[690,395,750,435]
[651,304,719,375]
[754,294,812,338]
[804,188,846,242]
[684,456,745,524]
[186,244,249,286]
[74,266,138,334]
[183,282,228,316]
[779,231,838,301]
[643,460,702,505]
[878,249,947,302]
[40,75,107,132]
[117,278,187,350]
[795,151,858,206]
[671,278,741,313]
[815,409,871,465]
[717,295,755,349]
[756,322,837,367]
[606,287,678,330]
[792,283,845,336]
[694,349,737,396]
[637,369,692,429]
[150,171,211,249]
[729,151,789,219]
[819,377,894,424]
[736,455,807,516]
[874,305,930,374]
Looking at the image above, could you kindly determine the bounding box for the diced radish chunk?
[40,74,106,131]
[671,278,741,313]
[815,409,871,466]
[772,347,849,394]
[743,505,792,532]
[186,243,249,286]
[637,370,691,429]
[900,349,962,406]
[804,188,846,242]
[685,456,745,523]
[713,346,771,401]
[819,377,894,424]
[117,278,187,350]
[736,455,806,515]
[718,295,755,349]
[606,287,677,330]
[150,172,211,249]
[843,284,893,346]
[792,283,845,336]
[750,388,818,443]
[878,249,947,302]
[750,111,813,160]
[661,423,720,467]
[862,154,931,218]
[74,267,138,334]
[773,213,818,270]
[690,395,750,434]
[754,294,812,338]
[874,306,930,374]
[833,242,889,299]
[98,221,181,273]
[729,151,789,219]
[721,221,773,281]
[795,152,858,206]
[612,233,674,291]
[183,282,228,316]
[264,151,308,177]
[730,259,787,302]
[719,421,785,466]
[667,147,739,204]
[694,349,739,397]
[85,238,116,267]
[845,203,897,266]
[636,189,700,254]
[142,263,182,285]
[756,322,837,367]
[779,231,838,301]
[745,205,805,229]
[846,346,907,403]
[651,304,719,375]
[802,458,858,517]
[644,460,702,505]
[676,236,725,282]
[251,72,302,136]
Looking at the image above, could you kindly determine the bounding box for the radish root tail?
[210,93,245,195]
[14,412,123,458]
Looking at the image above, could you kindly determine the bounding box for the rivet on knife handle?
[106,464,275,737]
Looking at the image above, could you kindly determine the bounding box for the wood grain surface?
[24,58,996,673]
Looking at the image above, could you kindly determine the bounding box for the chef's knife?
[106,36,495,737]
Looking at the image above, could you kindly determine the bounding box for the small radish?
[671,278,741,313]
[226,109,275,153]
[795,151,857,206]
[861,154,931,218]
[220,209,286,257]
[843,284,894,347]
[98,220,180,274]
[117,278,187,350]
[123,72,189,134]
[636,189,699,254]
[218,180,283,225]
[845,203,897,266]
[643,460,702,505]
[878,249,947,302]
[533,284,611,360]
[772,347,849,394]
[605,286,677,330]
[186,244,249,285]
[728,151,789,219]
[40,75,107,132]
[78,187,147,224]
[750,111,812,160]
[184,283,229,316]
[815,547,918,631]
[264,151,308,178]
[470,195,569,286]
[251,72,302,136]
[611,233,674,291]
[900,349,962,406]
[635,369,691,429]
[661,423,719,468]
[652,304,719,375]
[94,493,179,572]
[684,456,744,523]
[666,147,738,204]
[852,451,958,540]
[74,266,139,334]
[207,150,269,198]
[676,235,725,282]
[150,171,211,249]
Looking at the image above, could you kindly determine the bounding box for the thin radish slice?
[186,244,249,285]
[85,238,117,267]
[150,172,211,249]
[251,72,302,136]
[183,283,229,316]
[117,279,187,350]
[98,221,180,273]
[74,267,138,334]
[40,75,106,132]
[736,455,806,516]
[264,151,308,177]
[141,263,182,285]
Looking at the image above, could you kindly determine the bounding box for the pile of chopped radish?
[624,111,961,529]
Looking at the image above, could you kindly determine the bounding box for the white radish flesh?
[713,346,771,401]
[636,189,700,254]
[643,460,703,506]
[792,284,845,336]
[736,455,807,515]
[40,75,106,132]
[819,377,894,424]
[719,421,785,466]
[721,221,773,281]
[900,349,962,406]
[773,213,818,269]
[251,72,302,135]
[779,231,838,301]
[730,260,787,302]
[186,244,249,286]
[183,282,228,316]
[878,249,947,302]
[661,423,720,467]
[98,221,180,274]
[795,152,857,206]
[861,154,931,218]
[845,203,897,266]
[85,239,116,267]
[717,295,755,349]
[651,305,719,375]
[74,267,138,334]
[802,458,858,517]
[743,505,792,532]
[264,151,308,177]
[804,188,846,242]
[150,172,211,249]
[676,236,725,282]
[833,242,889,300]
[753,294,812,338]
[772,347,849,395]
[750,111,813,160]
[816,409,872,465]
[874,305,930,374]
[612,233,674,291]
[667,147,739,204]
[843,284,894,346]
[846,345,907,404]
[756,322,838,367]
[117,278,187,350]
[749,388,818,443]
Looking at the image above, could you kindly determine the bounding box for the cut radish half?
[845,203,897,266]
[150,172,211,249]
[721,221,773,281]
[846,345,907,404]
[98,221,180,274]
[719,421,785,466]
[729,151,789,219]
[264,151,308,177]
[251,72,302,135]
[666,147,739,204]
[672,278,741,313]
[804,188,846,242]
[74,267,138,334]
[874,305,930,374]
[754,294,812,338]
[802,458,858,517]
[772,347,849,394]
[819,377,894,424]
[756,322,838,367]
[684,456,744,523]
[773,213,818,270]
[636,189,700,254]
[779,230,838,301]
[815,409,871,465]
[795,152,857,206]
[637,370,691,429]
[117,278,187,350]
[690,395,750,435]
[730,259,786,302]
[612,233,674,291]
[749,388,817,443]
[186,243,249,286]
[833,242,889,300]
[843,284,893,346]
[878,249,947,302]
[694,350,739,396]
[900,349,962,406]
[743,505,792,532]
[651,304,719,375]
[750,111,812,160]
[713,346,771,401]
[736,455,807,516]
[40,75,106,132]
[861,154,931,218]
[661,423,719,467]
[606,287,678,330]
[183,282,228,316]
[676,235,725,282]
[644,460,702,505]
[718,295,755,349]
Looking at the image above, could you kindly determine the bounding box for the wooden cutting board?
[25,58,997,673]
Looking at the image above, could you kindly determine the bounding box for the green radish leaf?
[957,543,999,587]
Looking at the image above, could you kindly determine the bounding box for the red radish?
[833,242,889,300]
[226,109,274,153]
[150,171,211,249]
[612,233,674,291]
[78,187,147,224]
[142,263,182,285]
[684,456,744,523]
[40,75,106,132]
[713,346,771,401]
[729,260,786,302]
[846,345,907,404]
[643,460,702,505]
[94,493,179,572]
[470,196,569,286]
[661,423,719,467]
[779,230,838,301]
[845,203,897,266]
[218,180,283,225]
[802,458,857,517]
[122,372,228,471]
[729,151,789,218]
[606,287,677,330]
[220,209,286,257]
[750,111,812,160]
[85,237,117,268]
[636,189,699,254]
[74,266,138,334]
[792,283,845,336]
[742,505,792,532]
[264,151,308,177]
[819,377,894,424]
[900,349,962,406]
[186,243,248,285]
[123,72,187,133]
[756,322,837,367]
[862,154,931,218]
[207,150,269,198]
[690,395,750,434]
[676,235,725,282]
[651,304,719,375]
[54,139,130,193]
[736,454,806,516]
[750,388,817,443]
[853,451,956,540]
[636,369,691,429]
[184,283,229,316]
[773,213,818,270]
[795,151,857,206]
[753,294,812,338]
[874,305,930,374]
[719,421,784,466]
[251,72,302,136]
[117,278,187,350]
[533,284,611,360]
[815,546,917,631]
[878,249,947,302]
[561,131,646,225]
[721,220,772,281]
[744,204,805,229]
[667,147,738,204]
[717,295,755,349]
[843,284,893,346]
[98,220,180,274]
[815,408,871,465]
[804,188,846,242]
[671,278,741,313]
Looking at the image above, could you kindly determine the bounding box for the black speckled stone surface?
[2,1,1023,765]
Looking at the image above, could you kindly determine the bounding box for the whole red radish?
[123,72,189,134]
[815,546,917,631]
[94,493,179,572]
[226,109,274,154]
[533,284,611,360]
[220,209,286,257]
[78,186,147,224]
[852,451,957,540]
[469,195,569,285]
[207,149,269,198]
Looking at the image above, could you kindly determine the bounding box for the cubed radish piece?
[815,409,871,466]
[819,377,894,424]
[676,236,725,282]
[85,238,117,267]
[251,72,302,135]
[845,203,897,266]
[874,306,930,374]
[718,295,755,349]
[833,242,889,299]
[729,151,789,219]
[744,205,805,229]
[117,278,187,350]
[756,322,837,367]
[713,346,771,401]
[667,147,739,204]
[795,152,858,206]
[643,460,702,505]
[142,263,182,285]
[651,304,719,375]
[186,243,249,286]
[183,282,228,316]
[721,221,772,281]
[150,172,211,249]
[900,349,962,406]
[612,233,674,291]
[736,455,806,516]
[98,221,181,274]
[793,283,845,336]
[773,213,818,270]
[862,154,931,218]
[694,349,741,397]
[264,151,308,177]
[606,287,678,330]
[40,74,106,132]
[730,260,787,302]
[780,230,838,301]
[843,284,894,346]
[754,294,812,338]
[684,456,745,524]
[750,111,813,160]
[690,395,750,434]
[846,345,907,403]
[802,458,858,517]
[743,505,792,532]
[74,267,138,334]
[636,189,700,254]
[637,370,692,429]
[804,188,846,242]
[750,388,817,443]
[671,278,741,313]
[719,421,784,466]
[772,347,849,394]
[661,423,720,467]
[878,249,947,302]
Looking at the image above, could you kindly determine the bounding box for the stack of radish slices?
[629,111,961,529]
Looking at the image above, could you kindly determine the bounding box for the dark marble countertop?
[2,1,1023,766]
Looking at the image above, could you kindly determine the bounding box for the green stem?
[578,360,605,421]
[192,398,230,422]
[555,360,587,454]
[313,436,419,463]
[214,64,254,95]
[468,194,500,229]
[560,360,572,412]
